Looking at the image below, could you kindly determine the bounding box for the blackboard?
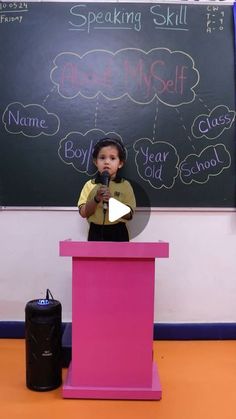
[0,1,235,207]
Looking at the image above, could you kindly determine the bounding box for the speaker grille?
[25,299,62,391]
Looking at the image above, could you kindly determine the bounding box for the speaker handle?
[46,289,54,300]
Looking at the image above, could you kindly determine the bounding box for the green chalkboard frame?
[0,2,235,208]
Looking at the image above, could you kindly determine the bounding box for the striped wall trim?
[153,323,236,340]
[1,321,236,340]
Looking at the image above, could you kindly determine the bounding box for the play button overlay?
[108,198,130,222]
[86,177,151,240]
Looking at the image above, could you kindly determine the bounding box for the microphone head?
[101,170,110,186]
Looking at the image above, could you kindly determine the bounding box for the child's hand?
[95,186,111,203]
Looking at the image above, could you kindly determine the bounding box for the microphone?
[100,170,110,212]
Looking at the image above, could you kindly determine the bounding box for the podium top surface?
[59,241,169,259]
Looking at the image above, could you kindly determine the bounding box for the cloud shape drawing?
[134,138,179,189]
[2,102,60,138]
[58,128,124,175]
[179,144,231,185]
[191,105,235,140]
[51,48,199,107]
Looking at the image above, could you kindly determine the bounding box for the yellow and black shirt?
[78,178,136,225]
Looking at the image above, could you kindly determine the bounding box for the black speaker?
[25,294,62,391]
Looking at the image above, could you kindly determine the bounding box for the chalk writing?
[191,105,235,140]
[69,4,142,33]
[0,2,28,11]
[58,129,123,175]
[0,1,27,24]
[179,144,231,185]
[2,103,60,138]
[0,14,23,24]
[134,138,179,189]
[50,48,199,106]
[206,6,225,33]
[150,4,188,31]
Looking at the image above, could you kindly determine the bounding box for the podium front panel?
[71,257,155,388]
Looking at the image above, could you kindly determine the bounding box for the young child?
[78,137,136,241]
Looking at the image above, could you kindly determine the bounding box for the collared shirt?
[78,179,136,225]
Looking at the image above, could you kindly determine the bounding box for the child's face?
[94,145,123,179]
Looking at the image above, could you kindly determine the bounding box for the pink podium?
[60,241,169,400]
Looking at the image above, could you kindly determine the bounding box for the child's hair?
[92,137,126,162]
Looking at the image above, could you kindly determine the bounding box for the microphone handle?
[101,172,110,212]
[103,201,108,211]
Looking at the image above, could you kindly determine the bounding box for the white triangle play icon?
[108,198,131,222]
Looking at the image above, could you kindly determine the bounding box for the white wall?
[1,208,236,323]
